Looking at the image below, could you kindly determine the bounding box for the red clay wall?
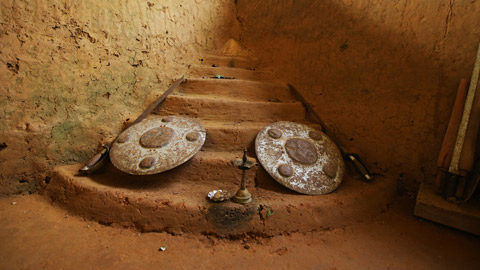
[235,0,480,191]
[0,0,236,195]
[2,0,479,195]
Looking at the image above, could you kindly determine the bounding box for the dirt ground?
[0,194,478,270]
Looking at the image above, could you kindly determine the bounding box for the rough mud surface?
[4,0,480,196]
[0,0,237,195]
[1,194,479,270]
[234,0,480,192]
[45,163,395,236]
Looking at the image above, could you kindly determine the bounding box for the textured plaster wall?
[0,0,236,195]
[235,0,480,191]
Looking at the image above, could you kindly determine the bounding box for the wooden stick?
[449,42,480,174]
[458,79,480,174]
[456,78,480,198]
[435,79,468,192]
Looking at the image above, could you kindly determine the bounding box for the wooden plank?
[414,182,480,235]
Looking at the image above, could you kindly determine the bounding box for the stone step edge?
[187,66,276,79]
[200,55,258,69]
[181,78,287,89]
[164,94,302,106]
[156,95,306,122]
[176,79,294,102]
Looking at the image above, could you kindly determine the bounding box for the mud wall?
[235,0,480,191]
[0,0,236,195]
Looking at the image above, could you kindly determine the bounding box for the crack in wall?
[444,0,455,39]
[233,0,245,41]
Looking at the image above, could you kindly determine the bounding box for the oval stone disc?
[255,121,344,195]
[110,116,206,175]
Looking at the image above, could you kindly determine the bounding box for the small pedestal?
[414,182,480,235]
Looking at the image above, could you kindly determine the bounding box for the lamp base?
[232,188,252,204]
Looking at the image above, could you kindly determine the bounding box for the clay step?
[177,78,295,102]
[155,95,306,122]
[87,150,258,186]
[189,66,275,81]
[136,115,323,152]
[201,55,257,69]
[202,120,268,152]
[198,119,323,151]
[46,163,395,236]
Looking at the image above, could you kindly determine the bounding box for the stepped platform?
[46,162,395,236]
[45,51,396,237]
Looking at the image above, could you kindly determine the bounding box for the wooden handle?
[345,153,373,181]
[458,80,480,173]
[437,79,469,169]
[449,43,480,174]
[85,151,104,168]
[435,79,468,191]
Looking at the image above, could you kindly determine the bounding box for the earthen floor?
[1,193,479,270]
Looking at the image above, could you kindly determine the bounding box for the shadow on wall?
[235,0,480,191]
